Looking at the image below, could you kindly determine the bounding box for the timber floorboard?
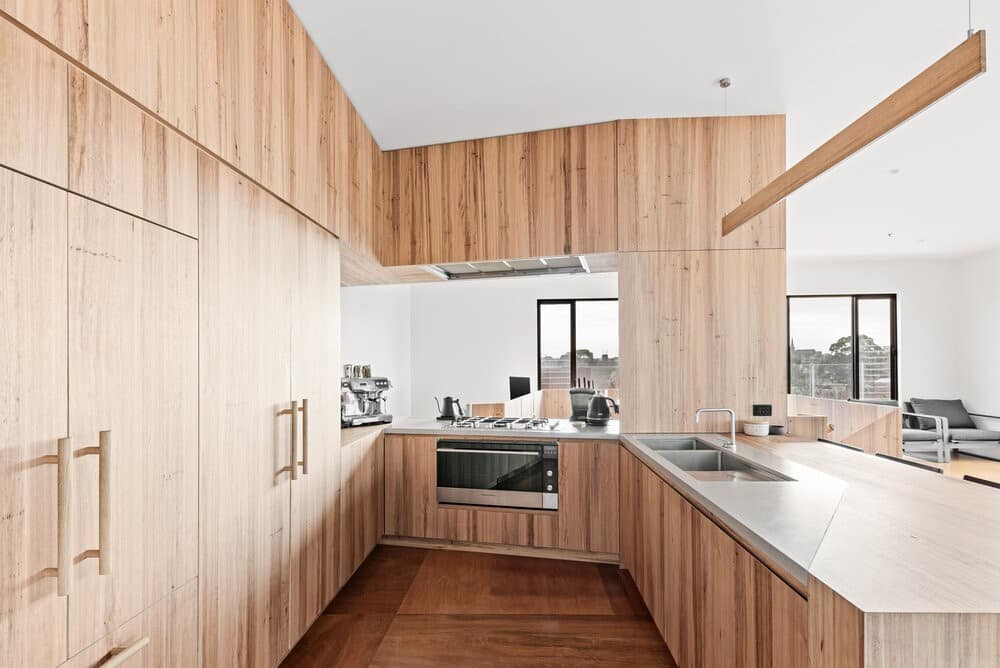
[282,545,675,667]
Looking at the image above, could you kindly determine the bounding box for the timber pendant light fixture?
[722,18,987,236]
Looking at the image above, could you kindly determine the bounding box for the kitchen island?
[620,433,1000,667]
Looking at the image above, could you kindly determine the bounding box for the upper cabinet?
[381,121,618,266]
[0,17,68,186]
[69,69,198,238]
[617,115,786,252]
[0,0,198,136]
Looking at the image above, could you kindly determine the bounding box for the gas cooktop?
[448,416,559,431]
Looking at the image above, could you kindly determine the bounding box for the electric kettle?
[586,394,619,426]
[435,396,464,421]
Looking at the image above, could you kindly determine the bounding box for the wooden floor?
[904,450,1000,484]
[281,546,676,667]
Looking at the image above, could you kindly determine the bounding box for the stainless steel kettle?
[435,396,464,421]
[586,394,619,426]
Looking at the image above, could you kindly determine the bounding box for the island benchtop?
[622,433,1000,615]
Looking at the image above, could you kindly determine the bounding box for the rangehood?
[429,255,591,280]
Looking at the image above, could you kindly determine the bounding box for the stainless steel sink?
[653,445,794,482]
[639,436,717,451]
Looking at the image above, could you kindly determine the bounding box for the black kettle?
[435,396,464,421]
[586,394,619,426]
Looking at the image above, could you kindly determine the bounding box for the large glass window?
[788,294,897,400]
[538,299,618,390]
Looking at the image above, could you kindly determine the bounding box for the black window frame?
[786,293,898,401]
[537,298,618,390]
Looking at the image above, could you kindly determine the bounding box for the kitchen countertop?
[384,416,620,440]
[340,423,389,447]
[621,433,1000,614]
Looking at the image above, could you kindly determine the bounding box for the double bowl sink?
[638,436,794,482]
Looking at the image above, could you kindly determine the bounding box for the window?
[538,299,618,390]
[787,294,897,401]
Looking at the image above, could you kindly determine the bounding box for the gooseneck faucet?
[695,408,736,448]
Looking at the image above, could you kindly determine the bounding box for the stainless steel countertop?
[384,416,621,440]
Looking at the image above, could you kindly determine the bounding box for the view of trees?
[791,334,890,400]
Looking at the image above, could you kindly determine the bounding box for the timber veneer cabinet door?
[0,0,198,136]
[66,194,198,654]
[0,167,68,667]
[199,154,296,666]
[289,220,343,643]
[0,17,68,187]
[339,431,385,588]
[557,440,619,554]
[617,115,786,252]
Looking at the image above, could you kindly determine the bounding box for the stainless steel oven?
[436,440,558,510]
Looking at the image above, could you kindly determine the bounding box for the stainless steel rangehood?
[429,255,590,280]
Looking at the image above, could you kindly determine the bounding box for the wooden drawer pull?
[298,398,309,475]
[57,437,72,596]
[99,636,149,667]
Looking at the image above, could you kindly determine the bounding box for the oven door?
[436,440,558,510]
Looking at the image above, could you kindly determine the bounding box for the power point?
[753,404,773,417]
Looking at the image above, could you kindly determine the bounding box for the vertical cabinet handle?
[290,400,299,480]
[99,636,149,667]
[58,437,72,596]
[298,399,309,475]
[98,430,112,575]
[278,402,299,480]
[56,430,112,596]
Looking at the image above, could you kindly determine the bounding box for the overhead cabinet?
[617,115,786,252]
[0,166,198,666]
[199,154,344,665]
[381,122,618,266]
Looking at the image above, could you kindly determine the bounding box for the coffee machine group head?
[341,364,392,427]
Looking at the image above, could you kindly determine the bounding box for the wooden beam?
[722,30,986,236]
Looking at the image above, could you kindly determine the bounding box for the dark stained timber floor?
[281,546,676,667]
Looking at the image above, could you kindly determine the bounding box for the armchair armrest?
[901,411,950,442]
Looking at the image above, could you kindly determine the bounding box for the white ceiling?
[290,0,998,259]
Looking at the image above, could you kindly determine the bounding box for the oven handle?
[436,448,541,457]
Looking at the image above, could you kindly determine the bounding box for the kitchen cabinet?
[381,121,617,267]
[384,434,618,557]
[0,168,69,667]
[290,220,343,642]
[620,448,807,667]
[67,194,198,654]
[338,429,385,589]
[60,577,198,668]
[617,115,786,252]
[557,440,619,554]
[199,153,344,664]
[0,17,68,186]
[68,69,198,238]
[0,0,198,136]
[0,165,197,666]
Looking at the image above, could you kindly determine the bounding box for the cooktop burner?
[450,416,558,431]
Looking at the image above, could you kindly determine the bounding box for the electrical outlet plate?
[753,404,773,417]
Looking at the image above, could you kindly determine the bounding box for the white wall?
[341,284,413,417]
[409,272,618,416]
[956,246,1000,417]
[787,256,962,403]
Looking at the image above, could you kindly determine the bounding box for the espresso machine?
[341,364,393,427]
